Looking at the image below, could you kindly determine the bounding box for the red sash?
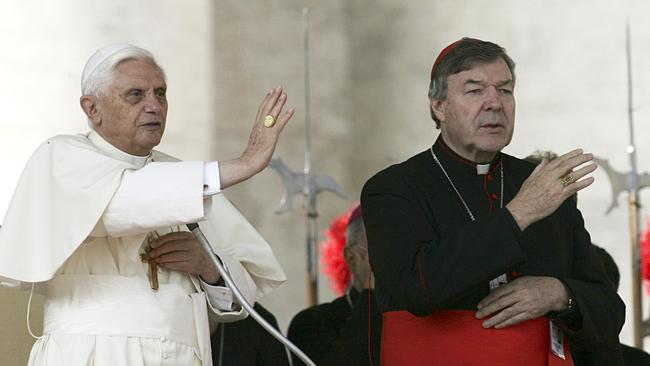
[381,310,573,366]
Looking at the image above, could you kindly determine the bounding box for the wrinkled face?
[431,58,515,162]
[344,225,371,291]
[92,58,167,156]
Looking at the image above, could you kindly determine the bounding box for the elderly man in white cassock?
[0,44,294,365]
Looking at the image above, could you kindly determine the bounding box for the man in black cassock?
[591,245,650,366]
[361,38,625,365]
[288,206,382,365]
[211,303,290,366]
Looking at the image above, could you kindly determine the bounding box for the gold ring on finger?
[560,174,574,187]
[263,115,276,128]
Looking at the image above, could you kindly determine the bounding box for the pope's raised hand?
[219,86,295,189]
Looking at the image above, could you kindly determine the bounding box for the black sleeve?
[555,205,625,350]
[570,341,626,366]
[288,306,343,365]
[319,290,382,366]
[288,292,382,366]
[211,303,290,366]
[255,306,291,366]
[361,171,527,315]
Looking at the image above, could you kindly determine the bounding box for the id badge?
[549,319,566,359]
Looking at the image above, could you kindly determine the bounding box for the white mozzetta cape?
[0,131,286,300]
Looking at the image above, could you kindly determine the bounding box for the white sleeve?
[200,254,258,322]
[200,280,235,311]
[203,161,222,195]
[103,161,221,237]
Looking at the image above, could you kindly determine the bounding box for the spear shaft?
[303,8,319,306]
[625,22,644,348]
[269,8,347,307]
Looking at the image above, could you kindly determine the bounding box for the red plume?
[641,220,650,293]
[320,205,358,296]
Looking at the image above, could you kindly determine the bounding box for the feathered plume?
[320,205,359,295]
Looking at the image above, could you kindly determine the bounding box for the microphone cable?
[187,223,315,366]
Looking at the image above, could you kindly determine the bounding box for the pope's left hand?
[475,276,569,329]
[149,231,220,284]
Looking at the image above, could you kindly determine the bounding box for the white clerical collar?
[476,164,490,175]
[435,137,501,176]
[87,130,150,169]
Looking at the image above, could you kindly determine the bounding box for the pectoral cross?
[141,231,159,291]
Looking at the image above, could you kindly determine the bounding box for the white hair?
[81,43,165,96]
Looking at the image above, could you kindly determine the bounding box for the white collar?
[87,130,151,169]
[476,163,490,175]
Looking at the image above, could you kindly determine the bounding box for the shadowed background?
[1,1,649,364]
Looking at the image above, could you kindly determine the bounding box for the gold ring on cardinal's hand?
[560,174,574,187]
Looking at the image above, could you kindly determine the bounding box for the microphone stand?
[187,223,316,366]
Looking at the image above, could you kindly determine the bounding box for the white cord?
[27,282,42,339]
[189,225,316,366]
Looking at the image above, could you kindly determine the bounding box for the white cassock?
[0,131,287,366]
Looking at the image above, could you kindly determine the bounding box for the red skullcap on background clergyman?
[347,205,362,227]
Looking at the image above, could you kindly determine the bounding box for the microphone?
[186,223,315,366]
